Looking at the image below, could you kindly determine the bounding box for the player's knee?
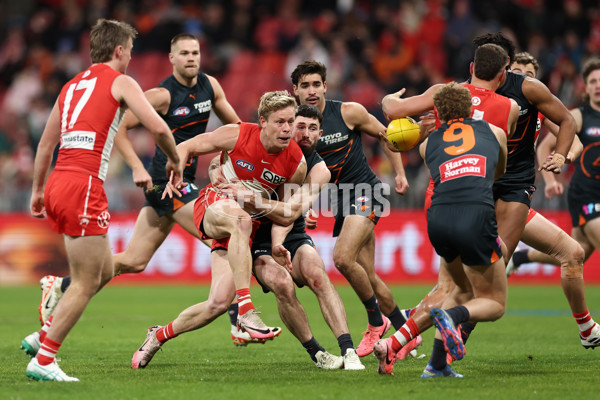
[239,217,254,235]
[305,267,329,292]
[270,273,295,300]
[332,250,354,272]
[561,263,584,279]
[566,242,585,267]
[492,303,506,321]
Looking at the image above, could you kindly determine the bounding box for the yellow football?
[386,117,421,151]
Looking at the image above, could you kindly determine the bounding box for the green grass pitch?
[1,284,599,399]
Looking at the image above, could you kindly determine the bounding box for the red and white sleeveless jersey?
[54,64,125,181]
[221,122,305,196]
[435,83,512,135]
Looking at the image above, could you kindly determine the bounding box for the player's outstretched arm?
[113,113,152,190]
[31,101,61,218]
[344,102,409,194]
[381,84,442,120]
[523,78,576,173]
[491,124,508,180]
[112,75,182,187]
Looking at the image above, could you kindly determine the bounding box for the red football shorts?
[526,208,537,224]
[44,170,110,236]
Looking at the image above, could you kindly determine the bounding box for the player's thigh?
[495,199,529,258]
[521,212,571,254]
[171,200,204,239]
[292,244,326,286]
[203,199,252,239]
[440,257,471,294]
[64,234,112,282]
[334,215,374,259]
[463,259,507,303]
[124,206,176,258]
[581,218,600,257]
[254,255,293,293]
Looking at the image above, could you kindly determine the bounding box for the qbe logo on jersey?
[439,155,487,183]
[261,168,286,185]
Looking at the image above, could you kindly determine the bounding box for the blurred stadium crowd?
[1,0,599,212]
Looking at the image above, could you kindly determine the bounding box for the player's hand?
[132,167,153,190]
[394,173,409,195]
[378,131,400,153]
[419,112,436,138]
[305,208,318,229]
[210,165,228,187]
[540,152,565,174]
[30,191,46,218]
[544,180,564,200]
[166,158,184,186]
[272,244,292,273]
[162,171,184,200]
[219,182,252,201]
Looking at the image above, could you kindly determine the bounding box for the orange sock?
[236,288,255,315]
[37,337,61,366]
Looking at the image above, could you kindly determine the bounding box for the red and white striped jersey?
[54,63,125,181]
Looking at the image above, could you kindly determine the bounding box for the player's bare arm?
[342,101,409,194]
[30,101,61,218]
[207,75,241,124]
[381,84,442,120]
[113,123,153,190]
[113,75,182,187]
[176,123,240,164]
[271,160,330,249]
[507,99,519,138]
[491,124,508,180]
[522,77,576,173]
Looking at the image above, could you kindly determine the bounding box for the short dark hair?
[170,33,199,52]
[582,58,600,84]
[473,44,508,81]
[433,82,472,122]
[513,52,539,75]
[473,32,516,64]
[295,104,323,127]
[90,19,137,63]
[290,60,327,86]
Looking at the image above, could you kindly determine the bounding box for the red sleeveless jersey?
[434,83,511,135]
[54,64,125,181]
[220,122,305,195]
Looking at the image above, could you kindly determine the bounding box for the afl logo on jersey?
[471,96,481,106]
[236,159,255,171]
[586,127,600,137]
[173,107,190,116]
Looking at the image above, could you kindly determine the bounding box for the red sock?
[38,315,53,343]
[391,318,420,351]
[236,288,255,316]
[155,322,178,344]
[36,337,61,366]
[574,310,596,337]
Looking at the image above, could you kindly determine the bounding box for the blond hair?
[257,91,297,121]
